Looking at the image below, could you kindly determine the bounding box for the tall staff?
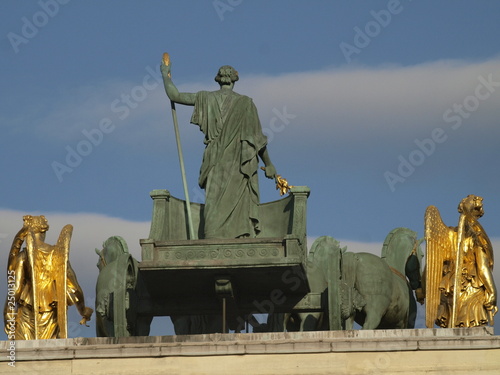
[162,53,196,240]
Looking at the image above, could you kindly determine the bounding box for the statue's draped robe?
[191,90,267,239]
[456,240,491,327]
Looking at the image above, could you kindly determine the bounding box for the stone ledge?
[1,327,498,362]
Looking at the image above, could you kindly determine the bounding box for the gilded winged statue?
[3,215,93,339]
[424,195,497,328]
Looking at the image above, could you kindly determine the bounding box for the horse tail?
[340,252,366,319]
[341,252,356,291]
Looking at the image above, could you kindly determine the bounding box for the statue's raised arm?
[161,53,196,105]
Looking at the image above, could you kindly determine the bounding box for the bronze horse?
[284,228,423,331]
[341,228,423,329]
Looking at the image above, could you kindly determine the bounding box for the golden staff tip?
[162,52,170,66]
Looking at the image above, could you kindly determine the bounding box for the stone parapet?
[1,328,499,374]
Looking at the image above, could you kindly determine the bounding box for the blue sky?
[1,1,500,338]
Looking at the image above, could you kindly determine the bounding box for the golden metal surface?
[162,52,171,78]
[260,167,293,196]
[4,215,93,339]
[162,52,170,66]
[424,195,497,328]
[275,174,294,196]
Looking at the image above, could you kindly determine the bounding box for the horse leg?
[283,313,290,332]
[362,311,383,330]
[361,296,389,329]
[407,285,417,329]
[300,312,322,331]
[344,314,355,330]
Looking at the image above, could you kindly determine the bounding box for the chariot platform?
[131,186,319,331]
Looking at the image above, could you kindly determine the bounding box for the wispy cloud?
[245,58,500,142]
[22,57,500,153]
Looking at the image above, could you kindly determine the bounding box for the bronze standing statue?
[3,215,93,339]
[424,195,497,328]
[161,54,277,239]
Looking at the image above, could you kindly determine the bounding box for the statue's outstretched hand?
[19,221,31,238]
[79,306,94,326]
[160,57,171,79]
[484,291,497,311]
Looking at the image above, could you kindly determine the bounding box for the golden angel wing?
[424,205,456,328]
[56,224,73,252]
[24,228,39,338]
[55,224,72,338]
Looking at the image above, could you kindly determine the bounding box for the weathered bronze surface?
[95,236,152,337]
[95,186,311,336]
[94,53,311,336]
[425,195,497,328]
[287,228,423,331]
[161,54,277,239]
[138,187,311,327]
[4,215,93,339]
[96,54,431,336]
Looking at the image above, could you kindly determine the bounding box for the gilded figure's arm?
[4,230,27,334]
[11,252,26,302]
[476,244,497,310]
[7,227,27,272]
[7,227,29,300]
[67,263,93,325]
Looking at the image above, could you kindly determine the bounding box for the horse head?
[95,236,130,271]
